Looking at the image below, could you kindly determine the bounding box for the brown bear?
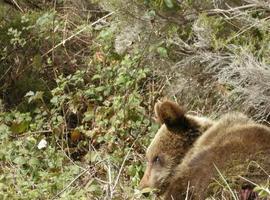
[139,100,270,200]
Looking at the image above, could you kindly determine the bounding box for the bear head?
[139,100,211,195]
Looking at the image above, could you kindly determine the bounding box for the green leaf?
[29,158,40,167]
[87,180,102,195]
[50,96,59,105]
[26,91,44,103]
[157,47,168,58]
[84,151,98,163]
[0,124,10,139]
[92,74,102,80]
[115,75,128,85]
[13,156,27,165]
[32,54,42,70]
[95,86,106,92]
[10,120,29,134]
[34,91,44,100]
[164,0,174,8]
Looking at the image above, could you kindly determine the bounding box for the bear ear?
[154,100,190,133]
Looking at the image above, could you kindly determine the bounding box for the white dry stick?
[185,181,190,200]
[11,0,24,12]
[107,162,113,199]
[111,138,138,197]
[112,147,132,192]
[214,164,239,200]
[248,161,270,178]
[208,3,258,14]
[51,167,92,200]
[43,11,115,57]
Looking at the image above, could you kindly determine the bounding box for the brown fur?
[140,100,270,200]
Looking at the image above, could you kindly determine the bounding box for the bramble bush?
[0,2,160,199]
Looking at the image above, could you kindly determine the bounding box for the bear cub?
[140,100,270,200]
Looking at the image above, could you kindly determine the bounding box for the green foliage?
[143,0,179,10]
[0,3,156,198]
[254,183,270,198]
[1,0,270,199]
[0,114,82,199]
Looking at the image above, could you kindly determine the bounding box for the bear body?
[140,100,270,199]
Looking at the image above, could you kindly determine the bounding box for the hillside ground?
[0,0,269,199]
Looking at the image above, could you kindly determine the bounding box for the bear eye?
[153,156,161,164]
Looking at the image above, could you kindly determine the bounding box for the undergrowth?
[0,1,159,199]
[0,0,269,199]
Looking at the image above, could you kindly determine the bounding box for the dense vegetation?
[0,0,269,199]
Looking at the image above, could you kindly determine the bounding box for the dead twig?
[43,11,115,57]
[51,167,93,200]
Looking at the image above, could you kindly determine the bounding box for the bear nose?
[139,172,150,189]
